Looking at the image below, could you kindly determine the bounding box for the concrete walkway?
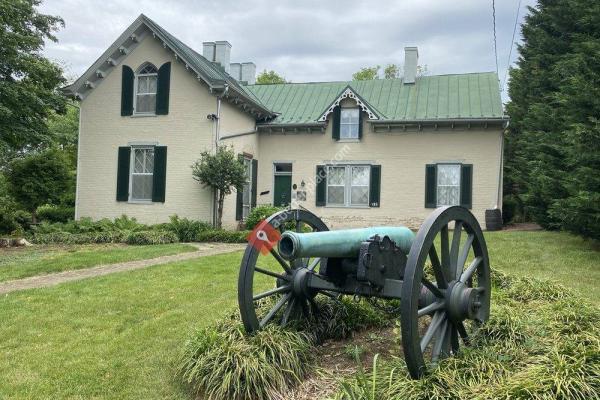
[0,243,245,294]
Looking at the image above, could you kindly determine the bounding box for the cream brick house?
[65,14,507,230]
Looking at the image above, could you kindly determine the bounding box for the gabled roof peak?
[317,86,380,122]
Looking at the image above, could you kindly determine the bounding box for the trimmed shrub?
[244,205,284,230]
[125,230,178,245]
[36,204,74,223]
[195,230,249,243]
[165,215,211,242]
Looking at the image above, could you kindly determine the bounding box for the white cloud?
[40,0,536,100]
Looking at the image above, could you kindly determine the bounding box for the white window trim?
[242,157,253,220]
[129,146,154,203]
[340,108,360,140]
[436,163,461,207]
[133,64,158,116]
[326,164,371,208]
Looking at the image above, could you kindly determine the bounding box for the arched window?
[135,63,158,114]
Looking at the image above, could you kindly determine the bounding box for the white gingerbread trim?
[317,87,379,122]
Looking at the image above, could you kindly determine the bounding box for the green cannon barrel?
[278,226,415,260]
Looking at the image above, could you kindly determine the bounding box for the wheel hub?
[291,267,312,297]
[446,281,482,322]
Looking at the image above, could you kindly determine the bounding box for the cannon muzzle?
[278,226,415,260]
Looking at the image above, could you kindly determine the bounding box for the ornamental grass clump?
[333,270,600,400]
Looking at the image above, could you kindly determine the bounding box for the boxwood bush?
[244,205,284,230]
[36,204,75,223]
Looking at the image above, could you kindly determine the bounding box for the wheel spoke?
[431,319,448,362]
[308,258,321,271]
[440,224,450,271]
[456,321,470,345]
[281,297,296,326]
[428,246,448,289]
[253,285,290,301]
[450,324,460,353]
[422,278,444,298]
[418,301,446,317]
[456,234,474,280]
[450,221,463,278]
[255,266,288,280]
[460,256,482,283]
[296,220,304,232]
[270,248,292,274]
[420,311,444,351]
[259,293,291,328]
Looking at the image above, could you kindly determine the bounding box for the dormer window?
[340,108,360,139]
[135,63,158,114]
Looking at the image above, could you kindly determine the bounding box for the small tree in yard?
[192,146,246,229]
[5,148,73,222]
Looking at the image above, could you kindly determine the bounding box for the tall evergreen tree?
[505,0,600,239]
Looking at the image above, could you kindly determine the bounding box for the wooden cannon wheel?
[237,209,330,333]
[401,206,491,379]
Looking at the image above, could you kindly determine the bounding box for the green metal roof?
[246,73,504,124]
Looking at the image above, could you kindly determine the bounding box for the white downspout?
[74,102,82,220]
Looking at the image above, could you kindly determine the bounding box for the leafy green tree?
[0,0,67,159]
[384,64,400,79]
[352,66,380,81]
[191,146,246,229]
[5,149,74,222]
[47,103,79,166]
[256,70,287,84]
[505,0,600,239]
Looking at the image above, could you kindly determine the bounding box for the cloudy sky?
[40,0,536,101]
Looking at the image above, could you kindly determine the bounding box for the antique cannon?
[238,206,491,378]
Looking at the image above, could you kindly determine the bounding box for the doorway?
[273,163,292,207]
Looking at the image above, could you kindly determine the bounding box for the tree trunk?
[216,191,225,229]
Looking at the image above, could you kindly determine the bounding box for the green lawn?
[0,243,197,282]
[0,230,597,399]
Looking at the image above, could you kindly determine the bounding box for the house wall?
[255,111,502,230]
[76,34,254,225]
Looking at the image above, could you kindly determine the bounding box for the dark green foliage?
[124,230,178,245]
[0,0,66,158]
[5,148,73,216]
[36,204,74,223]
[255,70,286,84]
[243,205,284,230]
[191,146,246,229]
[164,215,211,242]
[178,298,389,399]
[334,270,600,400]
[504,0,600,238]
[194,230,249,243]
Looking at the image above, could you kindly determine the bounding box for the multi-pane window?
[135,64,158,114]
[130,147,154,201]
[326,165,370,207]
[242,157,252,219]
[340,108,360,139]
[436,164,461,206]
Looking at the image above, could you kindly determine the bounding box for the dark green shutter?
[316,165,326,206]
[358,110,363,140]
[251,159,258,208]
[121,66,134,116]
[116,147,131,201]
[425,164,437,208]
[369,165,381,207]
[332,107,341,140]
[236,154,244,220]
[152,146,167,202]
[460,164,473,209]
[156,62,171,115]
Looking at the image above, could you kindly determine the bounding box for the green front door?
[274,175,292,207]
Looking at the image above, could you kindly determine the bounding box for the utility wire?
[503,0,522,92]
[492,0,500,87]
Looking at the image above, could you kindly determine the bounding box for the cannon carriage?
[237,206,491,378]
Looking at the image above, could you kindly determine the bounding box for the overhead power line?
[503,0,522,92]
[492,0,500,84]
